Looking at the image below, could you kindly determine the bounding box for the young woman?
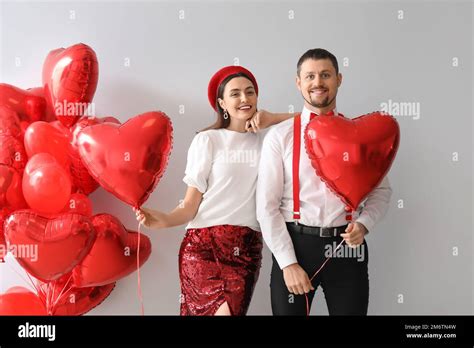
[134,66,293,316]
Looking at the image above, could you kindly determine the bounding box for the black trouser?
[270,222,369,315]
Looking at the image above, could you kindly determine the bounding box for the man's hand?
[282,263,315,295]
[340,222,368,248]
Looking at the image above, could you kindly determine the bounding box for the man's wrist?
[283,263,298,271]
[356,222,369,235]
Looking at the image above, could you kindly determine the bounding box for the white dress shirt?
[183,128,262,232]
[256,106,392,269]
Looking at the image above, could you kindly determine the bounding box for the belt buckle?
[320,227,338,237]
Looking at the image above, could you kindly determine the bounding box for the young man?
[256,48,392,315]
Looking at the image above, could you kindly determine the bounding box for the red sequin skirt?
[178,225,263,316]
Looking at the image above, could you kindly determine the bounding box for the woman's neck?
[226,118,247,133]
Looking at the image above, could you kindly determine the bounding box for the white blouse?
[183,128,263,231]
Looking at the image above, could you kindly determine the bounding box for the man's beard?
[302,92,336,109]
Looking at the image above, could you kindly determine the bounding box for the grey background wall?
[0,0,472,315]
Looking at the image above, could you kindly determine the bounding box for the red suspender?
[292,113,302,222]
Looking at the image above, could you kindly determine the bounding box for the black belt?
[286,222,347,238]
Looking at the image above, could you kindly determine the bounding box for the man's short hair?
[297,48,339,76]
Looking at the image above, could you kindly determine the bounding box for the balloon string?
[46,282,51,315]
[305,209,353,316]
[305,238,345,316]
[5,261,47,310]
[5,259,37,294]
[51,279,56,314]
[137,220,144,316]
[51,273,74,314]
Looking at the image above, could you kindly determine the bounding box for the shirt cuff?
[183,176,206,194]
[274,249,298,270]
[355,214,375,234]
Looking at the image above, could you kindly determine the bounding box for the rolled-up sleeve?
[356,176,392,232]
[183,132,212,193]
[256,129,297,270]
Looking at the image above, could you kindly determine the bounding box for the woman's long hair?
[200,72,255,132]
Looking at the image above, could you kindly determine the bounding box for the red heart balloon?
[0,207,14,261]
[73,213,151,287]
[22,154,72,214]
[27,87,57,122]
[0,106,22,138]
[3,210,96,282]
[304,112,400,211]
[0,286,47,315]
[69,116,120,195]
[61,192,93,216]
[37,279,115,316]
[42,43,99,128]
[0,134,27,172]
[0,83,47,123]
[77,111,173,207]
[24,121,71,168]
[0,164,27,210]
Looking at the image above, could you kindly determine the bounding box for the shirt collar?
[301,106,338,123]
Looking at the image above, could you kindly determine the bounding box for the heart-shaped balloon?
[3,210,96,281]
[24,121,71,168]
[72,213,151,287]
[0,207,13,261]
[61,192,93,216]
[0,286,47,315]
[27,87,57,122]
[0,134,27,172]
[22,153,72,214]
[0,106,22,138]
[304,112,400,211]
[69,116,120,195]
[0,164,27,210]
[42,43,99,128]
[37,278,115,316]
[0,83,47,123]
[77,111,173,207]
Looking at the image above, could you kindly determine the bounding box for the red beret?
[208,65,259,111]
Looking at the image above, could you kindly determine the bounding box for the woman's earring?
[223,110,229,120]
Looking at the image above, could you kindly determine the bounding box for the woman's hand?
[133,207,168,229]
[245,109,272,133]
[246,110,295,133]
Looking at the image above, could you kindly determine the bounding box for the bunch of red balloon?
[0,43,173,315]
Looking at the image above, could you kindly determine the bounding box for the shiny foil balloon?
[0,287,47,315]
[24,121,71,168]
[42,43,99,127]
[27,87,57,122]
[62,192,93,216]
[304,111,400,211]
[69,116,120,195]
[0,134,27,172]
[77,111,173,207]
[22,153,72,214]
[0,164,27,210]
[3,210,96,282]
[0,207,13,261]
[0,83,47,123]
[37,279,115,316]
[73,213,152,287]
[0,106,22,138]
